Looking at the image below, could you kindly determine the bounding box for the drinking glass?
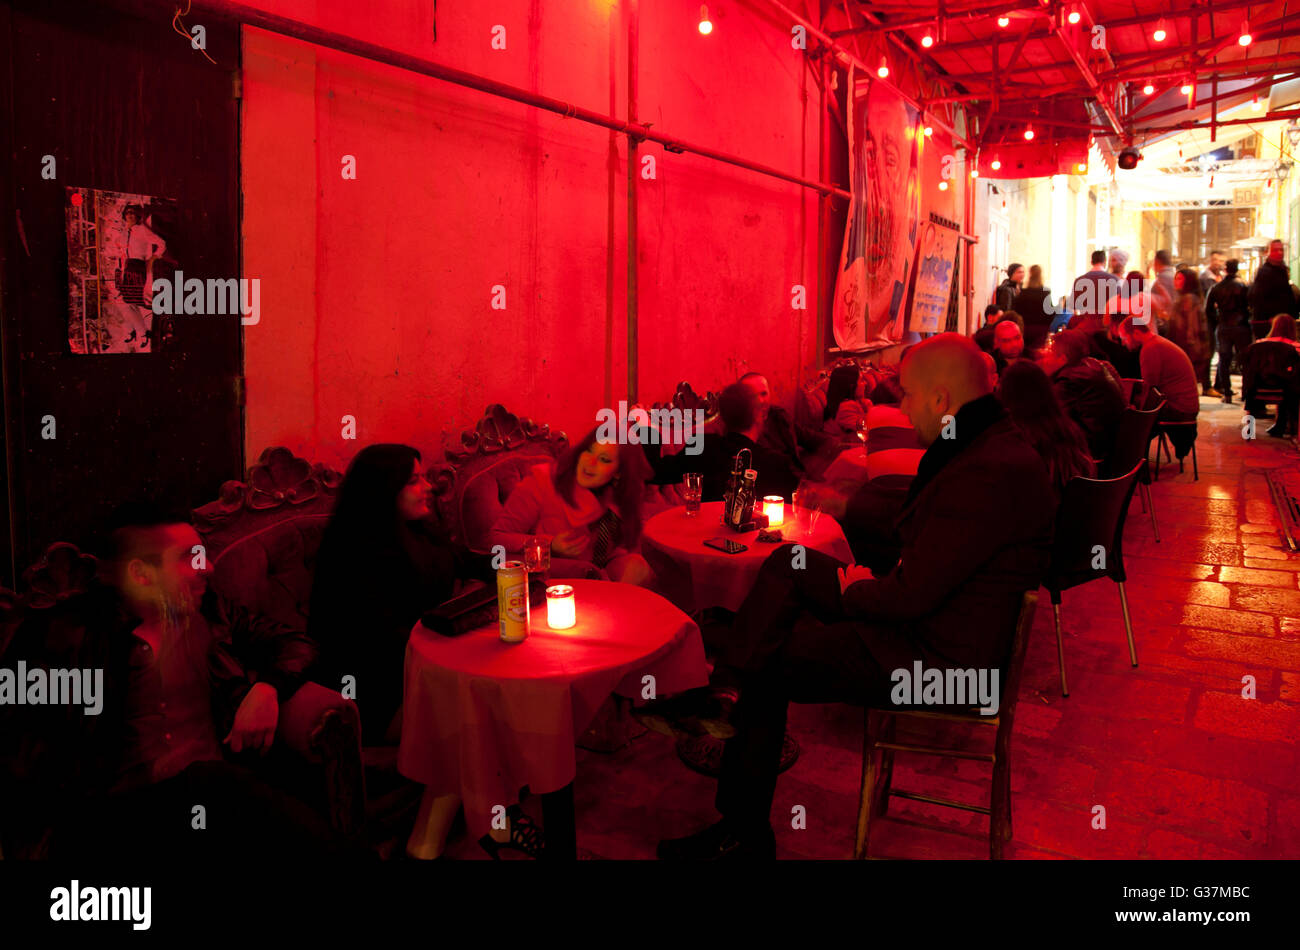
[856,416,869,453]
[792,487,820,537]
[683,472,703,517]
[524,536,551,580]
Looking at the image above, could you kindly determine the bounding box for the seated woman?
[309,443,493,859]
[999,360,1096,497]
[1243,314,1300,437]
[490,428,654,586]
[822,363,873,439]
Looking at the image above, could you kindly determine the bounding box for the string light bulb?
[1067,6,1081,25]
[1143,82,1154,95]
[1024,124,1035,141]
[1181,81,1193,95]
[877,56,890,79]
[1252,94,1262,112]
[921,27,935,48]
[938,180,949,190]
[1077,162,1088,173]
[923,124,933,136]
[1153,18,1167,42]
[997,15,1010,28]
[1238,20,1252,46]
[991,157,1002,171]
[971,168,979,178]
[698,4,712,35]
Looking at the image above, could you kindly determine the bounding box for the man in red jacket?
[641,335,1055,859]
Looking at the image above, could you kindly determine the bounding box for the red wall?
[240,0,823,469]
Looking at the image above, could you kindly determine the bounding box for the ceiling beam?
[1036,0,1122,137]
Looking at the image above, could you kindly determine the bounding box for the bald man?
[642,334,1056,860]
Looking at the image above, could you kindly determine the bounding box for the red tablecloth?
[642,501,855,613]
[397,580,707,835]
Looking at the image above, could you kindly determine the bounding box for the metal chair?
[855,591,1038,861]
[1044,462,1144,697]
[1104,402,1164,542]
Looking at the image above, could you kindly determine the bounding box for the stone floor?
[444,392,1300,860]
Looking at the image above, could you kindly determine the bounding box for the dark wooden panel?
[0,0,243,573]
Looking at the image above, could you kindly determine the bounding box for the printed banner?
[65,187,178,354]
[905,216,961,334]
[832,74,922,351]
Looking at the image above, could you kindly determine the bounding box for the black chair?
[855,591,1038,861]
[1104,401,1164,543]
[1241,340,1300,437]
[1044,462,1144,697]
[1154,420,1199,480]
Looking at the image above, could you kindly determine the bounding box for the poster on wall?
[832,73,922,351]
[904,215,961,334]
[65,187,179,354]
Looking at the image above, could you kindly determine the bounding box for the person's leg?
[1215,327,1233,397]
[605,552,653,587]
[406,788,462,859]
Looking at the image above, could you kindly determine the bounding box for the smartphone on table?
[703,537,748,555]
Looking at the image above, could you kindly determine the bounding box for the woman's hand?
[551,528,588,558]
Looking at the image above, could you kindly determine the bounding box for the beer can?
[497,561,530,643]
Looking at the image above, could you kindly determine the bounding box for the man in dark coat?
[1206,258,1253,402]
[1249,240,1299,338]
[639,335,1055,859]
[740,372,839,480]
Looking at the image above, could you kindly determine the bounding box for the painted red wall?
[240,0,824,470]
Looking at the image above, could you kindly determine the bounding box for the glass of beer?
[683,472,703,517]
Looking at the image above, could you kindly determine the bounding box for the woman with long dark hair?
[998,361,1096,496]
[491,427,654,585]
[1170,266,1215,396]
[822,363,872,438]
[310,444,489,742]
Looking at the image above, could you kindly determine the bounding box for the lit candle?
[546,585,576,629]
[762,495,785,528]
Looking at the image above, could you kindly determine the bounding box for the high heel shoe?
[478,804,545,860]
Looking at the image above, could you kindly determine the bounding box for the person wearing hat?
[1108,248,1131,278]
[995,263,1023,313]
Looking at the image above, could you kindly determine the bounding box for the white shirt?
[124,223,165,261]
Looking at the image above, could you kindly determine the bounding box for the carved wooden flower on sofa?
[247,447,321,510]
[23,543,99,610]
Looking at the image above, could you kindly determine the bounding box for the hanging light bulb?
[1077,162,1088,173]
[1238,20,1252,46]
[991,157,1002,171]
[923,124,933,136]
[1252,94,1263,112]
[1142,82,1154,95]
[997,15,1010,28]
[698,4,712,35]
[921,26,935,48]
[1153,18,1168,42]
[971,167,979,178]
[877,56,889,79]
[1024,124,1035,141]
[1067,5,1081,25]
[938,180,949,191]
[1181,80,1193,95]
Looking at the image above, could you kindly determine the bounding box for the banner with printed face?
[832,75,922,351]
[65,187,178,354]
[905,216,961,334]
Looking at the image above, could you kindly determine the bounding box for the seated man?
[638,335,1055,859]
[43,504,356,859]
[992,318,1029,375]
[740,372,840,480]
[668,382,803,504]
[1119,307,1200,424]
[971,304,1003,353]
[1037,329,1126,462]
[1089,311,1142,380]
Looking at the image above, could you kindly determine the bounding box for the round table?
[397,579,708,856]
[641,500,855,615]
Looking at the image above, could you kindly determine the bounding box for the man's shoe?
[1221,394,1233,404]
[1204,388,1222,398]
[633,687,738,740]
[1267,424,1292,438]
[657,820,775,860]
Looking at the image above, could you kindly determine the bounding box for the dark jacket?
[1206,275,1251,331]
[308,520,491,741]
[757,406,836,477]
[841,394,1055,673]
[972,322,996,354]
[1242,340,1300,401]
[0,582,315,801]
[1052,357,1126,461]
[1089,329,1141,379]
[1250,260,1299,324]
[995,279,1020,314]
[681,430,802,504]
[1015,287,1055,351]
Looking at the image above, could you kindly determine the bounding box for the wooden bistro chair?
[1044,462,1144,697]
[1104,402,1164,543]
[855,591,1038,861]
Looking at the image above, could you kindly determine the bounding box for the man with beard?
[42,504,358,858]
[739,372,839,480]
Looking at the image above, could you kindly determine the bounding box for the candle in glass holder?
[545,585,576,629]
[762,495,785,528]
